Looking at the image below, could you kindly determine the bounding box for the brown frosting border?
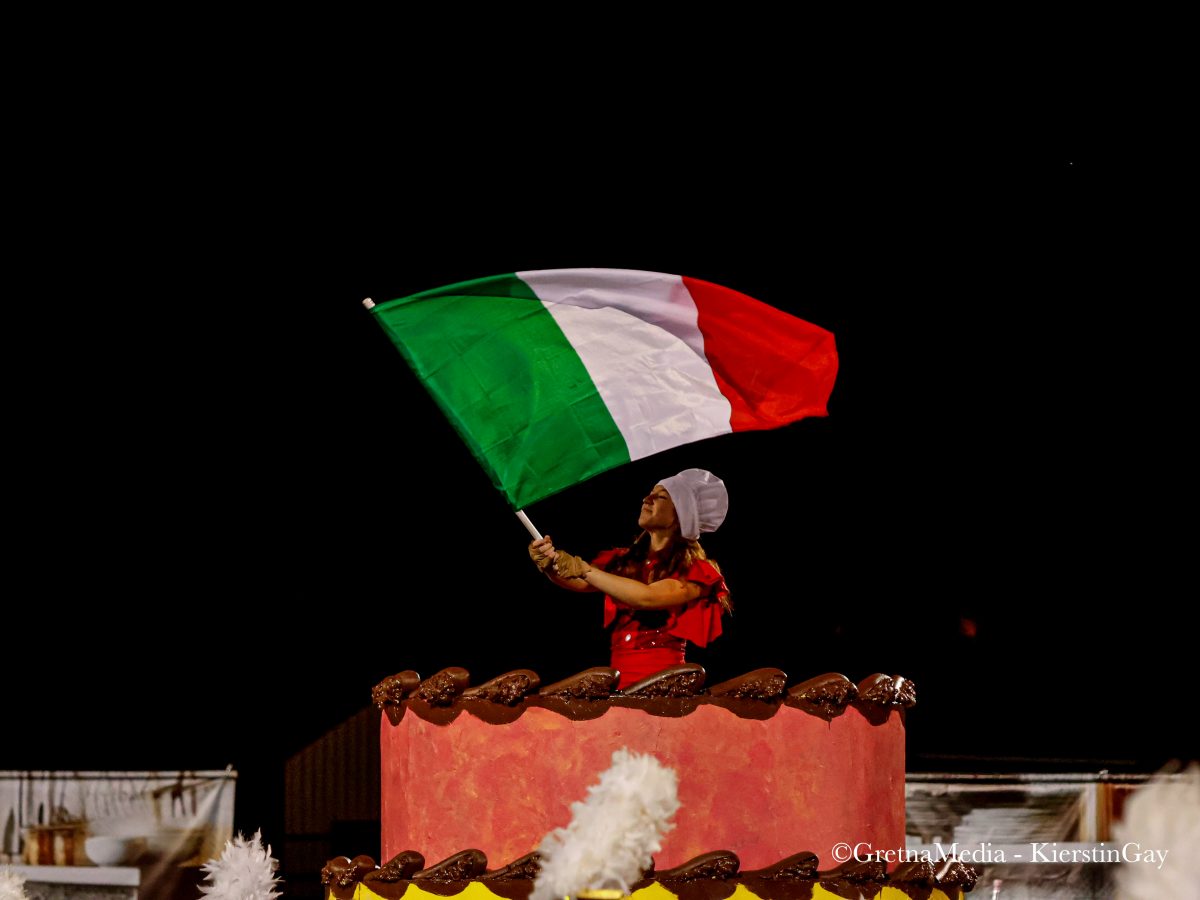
[373,667,916,725]
[325,848,975,900]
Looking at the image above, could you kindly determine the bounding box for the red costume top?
[591,547,729,689]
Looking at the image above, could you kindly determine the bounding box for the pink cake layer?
[381,702,904,869]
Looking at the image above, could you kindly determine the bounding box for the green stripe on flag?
[373,273,630,508]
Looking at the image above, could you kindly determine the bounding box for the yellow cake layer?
[336,880,962,900]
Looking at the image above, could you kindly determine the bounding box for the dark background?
[5,134,1188,869]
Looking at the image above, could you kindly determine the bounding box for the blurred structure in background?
[283,710,379,900]
[1,769,235,899]
[907,769,1196,899]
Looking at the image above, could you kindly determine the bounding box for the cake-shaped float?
[322,664,976,899]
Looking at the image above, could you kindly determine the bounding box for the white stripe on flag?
[518,268,732,461]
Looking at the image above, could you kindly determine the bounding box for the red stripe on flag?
[683,276,838,432]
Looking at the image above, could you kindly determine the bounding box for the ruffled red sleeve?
[591,548,626,628]
[666,559,729,647]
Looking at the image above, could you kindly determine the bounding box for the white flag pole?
[515,510,543,541]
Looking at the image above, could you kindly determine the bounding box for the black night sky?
[6,131,1189,856]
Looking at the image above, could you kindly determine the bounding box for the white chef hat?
[658,469,729,541]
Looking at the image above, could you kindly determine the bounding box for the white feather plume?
[531,748,679,900]
[199,829,281,900]
[1114,762,1200,900]
[0,867,28,900]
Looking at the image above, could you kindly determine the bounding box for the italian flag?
[371,268,837,509]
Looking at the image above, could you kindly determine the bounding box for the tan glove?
[554,551,591,579]
[529,537,554,571]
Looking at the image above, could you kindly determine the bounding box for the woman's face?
[638,484,678,531]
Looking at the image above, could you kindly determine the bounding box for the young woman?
[529,468,731,688]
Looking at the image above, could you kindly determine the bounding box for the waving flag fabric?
[370,268,837,509]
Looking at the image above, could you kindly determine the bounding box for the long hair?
[604,530,732,613]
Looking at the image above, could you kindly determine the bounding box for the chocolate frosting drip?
[609,695,706,718]
[659,881,741,900]
[934,860,979,891]
[365,850,425,883]
[524,697,611,720]
[321,855,377,887]
[889,860,938,900]
[461,670,541,705]
[651,853,740,900]
[784,673,858,719]
[480,851,542,880]
[537,666,619,699]
[623,663,707,697]
[741,851,819,880]
[891,861,936,885]
[656,850,741,881]
[857,673,918,708]
[454,699,529,725]
[737,880,815,900]
[404,698,464,725]
[372,670,421,709]
[475,883,535,900]
[740,855,818,900]
[707,668,788,700]
[413,667,471,706]
[413,849,489,881]
[818,859,887,882]
[817,859,888,900]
